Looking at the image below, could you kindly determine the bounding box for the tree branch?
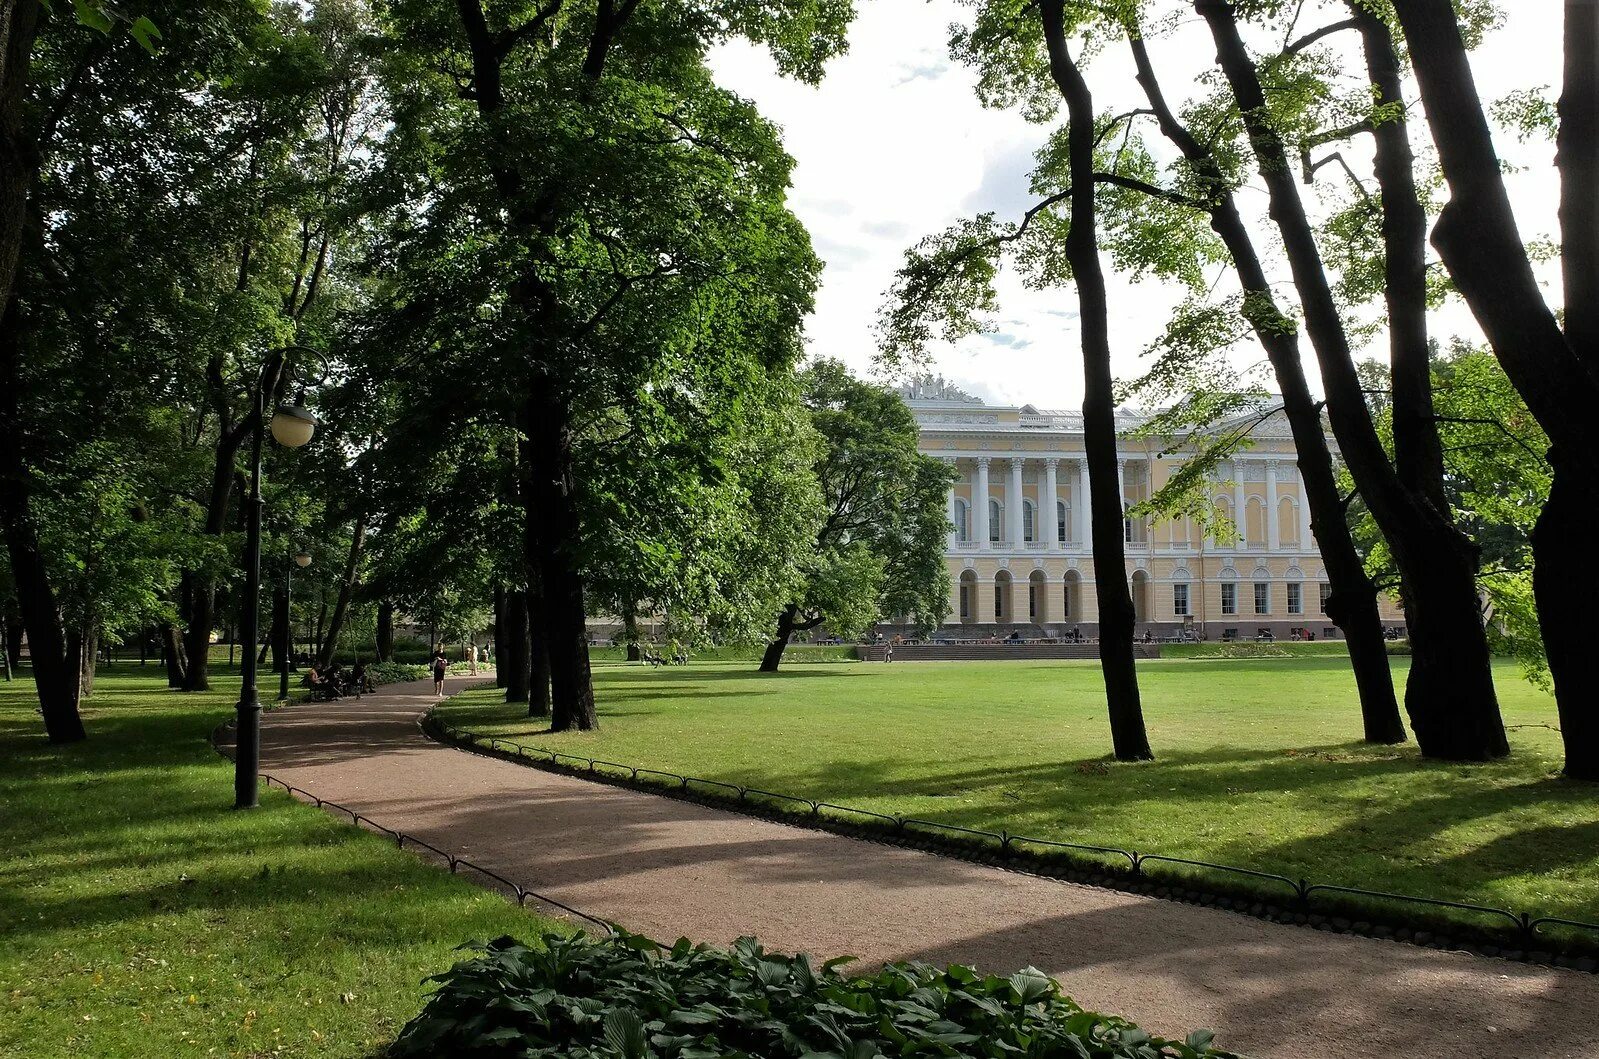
[1282,16,1359,57]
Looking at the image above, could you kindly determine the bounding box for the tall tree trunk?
[0,8,82,742]
[502,583,530,704]
[1394,0,1599,774]
[5,614,21,673]
[527,580,550,718]
[1041,0,1152,760]
[271,582,289,673]
[76,623,97,698]
[760,603,798,673]
[312,590,328,660]
[1126,26,1404,744]
[1545,0,1599,779]
[181,434,245,692]
[522,392,596,732]
[1533,463,1596,778]
[490,586,505,687]
[0,318,83,741]
[1199,0,1503,759]
[622,602,640,661]
[317,513,367,668]
[160,620,186,688]
[376,599,394,663]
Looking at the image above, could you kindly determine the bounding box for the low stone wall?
[857,642,1163,662]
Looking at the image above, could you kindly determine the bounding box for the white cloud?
[709,0,1563,409]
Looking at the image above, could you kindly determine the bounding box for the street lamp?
[236,344,326,810]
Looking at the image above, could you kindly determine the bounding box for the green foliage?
[394,930,1237,1058]
[774,360,953,642]
[1349,344,1550,683]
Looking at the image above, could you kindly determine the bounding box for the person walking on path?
[430,647,448,697]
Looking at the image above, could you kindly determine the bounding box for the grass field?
[0,665,562,1059]
[439,655,1599,928]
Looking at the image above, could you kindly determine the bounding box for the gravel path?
[257,675,1599,1058]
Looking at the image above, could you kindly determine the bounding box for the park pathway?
[257,675,1599,1058]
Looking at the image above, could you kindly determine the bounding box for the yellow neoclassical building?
[902,378,1405,640]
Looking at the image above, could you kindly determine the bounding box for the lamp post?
[236,345,324,810]
[278,550,312,702]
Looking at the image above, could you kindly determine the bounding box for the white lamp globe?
[270,405,318,448]
[294,552,313,568]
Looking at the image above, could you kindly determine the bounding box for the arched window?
[1022,500,1036,542]
[988,499,1002,543]
[1245,496,1267,548]
[1278,496,1298,546]
[1056,500,1068,543]
[953,498,969,542]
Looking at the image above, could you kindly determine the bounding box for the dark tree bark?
[490,586,505,687]
[501,582,531,704]
[1392,0,1599,776]
[527,581,550,718]
[0,311,82,741]
[1126,27,1403,744]
[1199,0,1504,760]
[317,512,367,668]
[522,391,596,732]
[4,615,21,674]
[1349,4,1449,514]
[1041,0,1152,760]
[159,620,186,688]
[622,602,640,662]
[270,582,289,672]
[0,4,83,742]
[376,599,394,663]
[75,624,97,698]
[760,603,799,673]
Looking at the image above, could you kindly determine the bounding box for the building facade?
[902,379,1405,640]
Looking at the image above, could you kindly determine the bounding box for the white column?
[1266,459,1280,551]
[1146,451,1156,555]
[1077,459,1091,547]
[1116,458,1127,542]
[1301,481,1314,551]
[974,457,990,549]
[1233,460,1247,549]
[1043,459,1060,550]
[1008,457,1025,547]
[945,458,960,547]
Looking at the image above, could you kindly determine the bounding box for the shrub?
[392,931,1237,1058]
[368,662,429,685]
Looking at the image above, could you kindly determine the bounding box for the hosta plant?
[391,930,1240,1058]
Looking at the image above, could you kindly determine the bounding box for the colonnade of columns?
[944,453,1312,553]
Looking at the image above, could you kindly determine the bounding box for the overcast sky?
[708,1,1562,409]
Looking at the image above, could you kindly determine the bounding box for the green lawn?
[0,665,563,1059]
[440,656,1599,929]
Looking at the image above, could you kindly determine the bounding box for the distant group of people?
[303,660,373,700]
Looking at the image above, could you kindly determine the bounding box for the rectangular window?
[1057,507,1067,543]
[1221,583,1236,615]
[959,585,970,620]
[1028,585,1037,619]
[1319,583,1332,613]
[1254,581,1270,615]
[1023,504,1035,542]
[1173,582,1190,617]
[994,584,1003,620]
[1287,582,1303,614]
